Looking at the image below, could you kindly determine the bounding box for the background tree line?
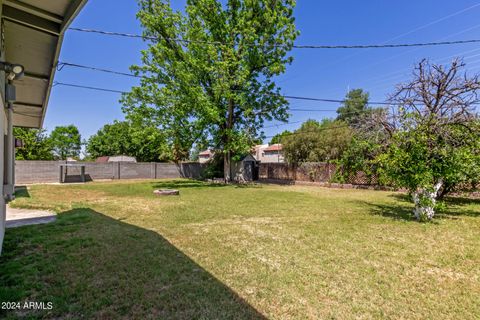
[15,120,174,163]
[14,125,82,161]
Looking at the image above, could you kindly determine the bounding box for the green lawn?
[1,180,479,319]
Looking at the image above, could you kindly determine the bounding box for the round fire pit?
[153,189,179,196]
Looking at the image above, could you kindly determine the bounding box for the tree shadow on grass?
[387,193,480,218]
[0,208,265,319]
[355,200,416,222]
[13,186,30,199]
[151,179,261,190]
[356,193,480,223]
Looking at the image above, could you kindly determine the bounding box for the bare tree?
[391,58,479,129]
[381,59,480,220]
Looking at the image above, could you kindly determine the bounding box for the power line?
[52,81,480,112]
[54,62,480,107]
[264,120,303,129]
[69,27,480,50]
[264,124,352,139]
[289,108,338,112]
[52,62,398,105]
[283,95,394,106]
[52,81,401,106]
[316,3,480,71]
[53,82,127,94]
[57,62,140,78]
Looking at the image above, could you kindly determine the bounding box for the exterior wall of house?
[262,150,285,163]
[198,155,212,164]
[252,144,285,163]
[0,1,6,254]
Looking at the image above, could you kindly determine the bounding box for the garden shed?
[232,154,258,182]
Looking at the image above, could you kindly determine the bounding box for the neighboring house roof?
[238,154,257,162]
[96,156,110,163]
[108,155,137,163]
[264,144,283,152]
[252,144,268,150]
[199,150,214,157]
[96,155,137,163]
[2,0,88,128]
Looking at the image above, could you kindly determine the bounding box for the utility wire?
[53,82,128,94]
[57,62,140,78]
[52,81,480,112]
[52,81,402,106]
[54,63,480,108]
[53,62,393,104]
[264,120,304,129]
[264,124,352,138]
[283,95,394,105]
[69,27,480,49]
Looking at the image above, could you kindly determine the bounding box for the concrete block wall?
[156,163,183,179]
[15,160,65,184]
[119,162,153,179]
[15,161,205,184]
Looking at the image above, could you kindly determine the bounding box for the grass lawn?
[1,179,479,319]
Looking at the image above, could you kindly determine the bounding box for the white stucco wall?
[0,1,7,255]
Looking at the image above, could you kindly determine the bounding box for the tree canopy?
[49,125,82,160]
[282,119,352,164]
[14,128,53,160]
[86,120,171,162]
[377,59,480,220]
[336,89,371,125]
[270,130,291,145]
[121,0,299,180]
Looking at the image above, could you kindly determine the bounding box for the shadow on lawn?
[151,179,260,190]
[357,194,480,222]
[356,200,415,222]
[13,186,30,198]
[0,208,265,319]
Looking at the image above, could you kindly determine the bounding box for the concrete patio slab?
[6,207,56,228]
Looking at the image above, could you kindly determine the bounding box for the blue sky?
[47,0,480,143]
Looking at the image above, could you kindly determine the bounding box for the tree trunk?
[223,98,234,183]
[224,151,231,183]
[437,182,453,200]
[412,180,443,221]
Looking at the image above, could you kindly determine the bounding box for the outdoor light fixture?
[0,61,24,80]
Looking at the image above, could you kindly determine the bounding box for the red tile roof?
[96,156,110,163]
[199,150,214,156]
[264,144,283,152]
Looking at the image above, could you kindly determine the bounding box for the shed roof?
[2,0,88,128]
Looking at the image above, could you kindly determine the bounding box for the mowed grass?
[1,179,479,319]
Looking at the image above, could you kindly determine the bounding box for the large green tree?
[121,0,298,181]
[270,130,291,144]
[283,119,353,164]
[336,89,371,125]
[337,107,392,183]
[14,127,53,160]
[377,59,480,221]
[86,120,171,162]
[49,125,82,160]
